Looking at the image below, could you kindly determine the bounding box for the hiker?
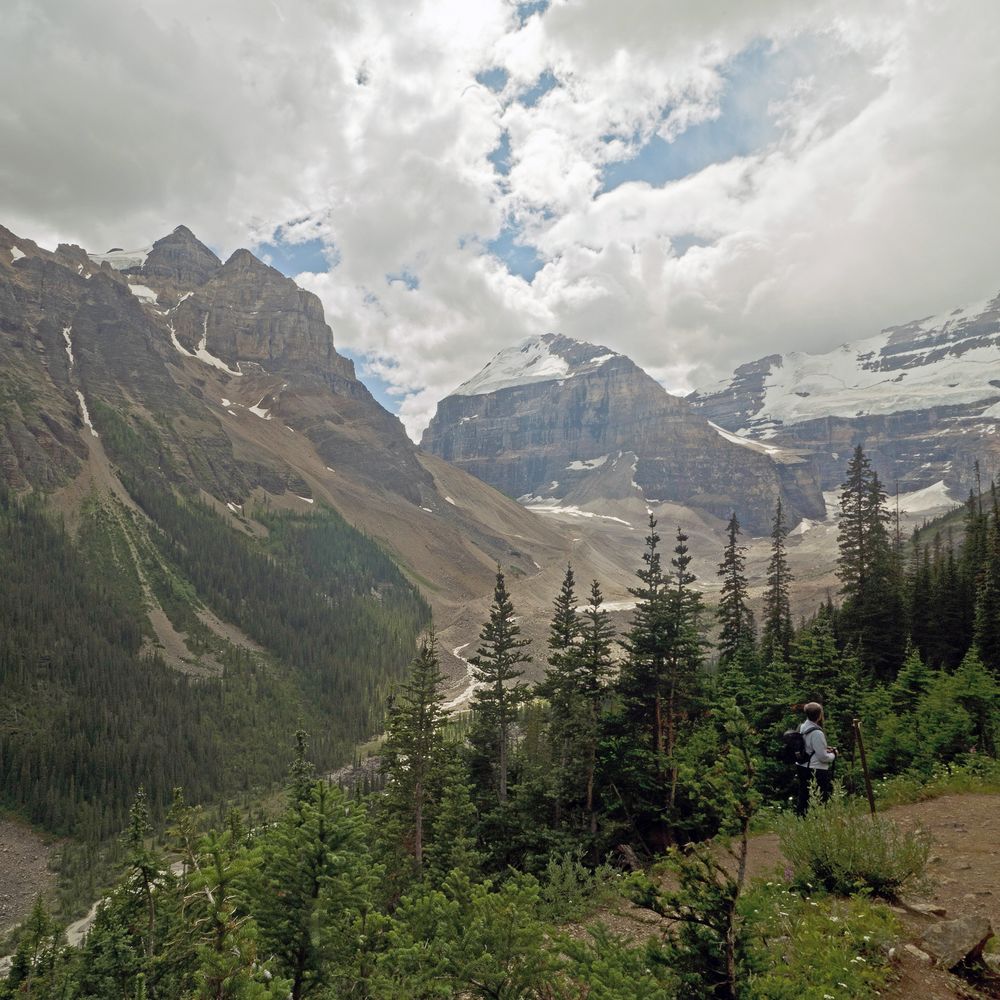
[795,701,837,816]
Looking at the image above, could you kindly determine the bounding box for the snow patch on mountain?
[708,421,795,458]
[451,334,619,397]
[566,455,609,471]
[697,292,1000,432]
[88,246,150,271]
[127,283,158,304]
[520,495,633,527]
[75,391,98,437]
[453,337,570,395]
[62,327,74,368]
[744,336,1000,431]
[896,480,957,515]
[248,393,272,420]
[193,315,242,376]
[9,246,25,262]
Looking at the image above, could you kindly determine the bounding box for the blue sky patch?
[386,270,420,290]
[341,349,402,413]
[519,69,558,108]
[671,233,714,256]
[600,40,787,193]
[476,66,509,93]
[255,235,336,276]
[488,130,512,176]
[488,224,543,281]
[515,1,549,26]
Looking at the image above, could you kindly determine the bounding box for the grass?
[869,755,1000,808]
[740,882,899,1000]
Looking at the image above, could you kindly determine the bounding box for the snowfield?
[87,246,150,270]
[451,334,619,396]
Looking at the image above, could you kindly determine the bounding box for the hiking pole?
[852,718,876,817]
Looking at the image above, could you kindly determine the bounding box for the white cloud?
[3,0,999,441]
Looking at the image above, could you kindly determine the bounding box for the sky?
[2,0,999,439]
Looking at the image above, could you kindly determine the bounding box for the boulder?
[920,914,994,969]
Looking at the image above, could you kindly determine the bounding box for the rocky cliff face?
[422,334,825,534]
[690,292,1000,498]
[0,222,565,600]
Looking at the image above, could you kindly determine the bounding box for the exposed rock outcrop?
[920,914,994,969]
[0,221,561,598]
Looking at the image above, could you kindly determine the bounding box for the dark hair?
[804,702,824,723]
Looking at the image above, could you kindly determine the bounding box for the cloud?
[3,0,999,440]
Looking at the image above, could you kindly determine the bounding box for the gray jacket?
[798,721,836,770]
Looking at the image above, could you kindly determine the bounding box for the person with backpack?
[792,701,837,816]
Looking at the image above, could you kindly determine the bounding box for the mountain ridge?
[690,289,1000,496]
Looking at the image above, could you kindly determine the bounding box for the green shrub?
[537,850,619,922]
[777,794,930,897]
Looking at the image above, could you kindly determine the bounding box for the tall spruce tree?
[469,567,532,803]
[837,445,905,679]
[252,771,375,999]
[619,519,705,850]
[537,564,582,822]
[381,632,448,873]
[717,512,755,665]
[577,580,616,849]
[760,497,793,665]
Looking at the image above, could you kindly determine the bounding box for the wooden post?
[852,718,876,817]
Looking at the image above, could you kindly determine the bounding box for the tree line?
[4,445,999,998]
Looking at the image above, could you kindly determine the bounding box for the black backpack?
[781,724,818,765]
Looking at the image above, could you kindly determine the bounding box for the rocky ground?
[0,815,58,938]
[577,792,1000,998]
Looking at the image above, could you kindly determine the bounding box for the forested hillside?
[4,446,999,999]
[0,473,428,842]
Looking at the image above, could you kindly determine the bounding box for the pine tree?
[536,564,582,823]
[122,787,163,979]
[890,646,933,714]
[251,779,376,1000]
[381,632,448,873]
[836,446,905,679]
[469,568,532,803]
[717,512,755,665]
[619,519,706,849]
[577,580,616,851]
[974,495,1000,673]
[760,497,793,664]
[426,752,483,882]
[953,648,1000,755]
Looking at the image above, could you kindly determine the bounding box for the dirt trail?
[583,793,1000,998]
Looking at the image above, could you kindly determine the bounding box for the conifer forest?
[2,446,999,999]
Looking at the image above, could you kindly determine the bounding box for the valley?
[1,220,997,999]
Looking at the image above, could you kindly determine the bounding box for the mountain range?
[690,291,1000,496]
[3,218,993,811]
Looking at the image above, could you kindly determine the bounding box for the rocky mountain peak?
[424,335,824,534]
[143,225,222,288]
[452,333,622,396]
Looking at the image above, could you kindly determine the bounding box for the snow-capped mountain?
[691,291,1000,496]
[423,333,825,535]
[451,337,620,396]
